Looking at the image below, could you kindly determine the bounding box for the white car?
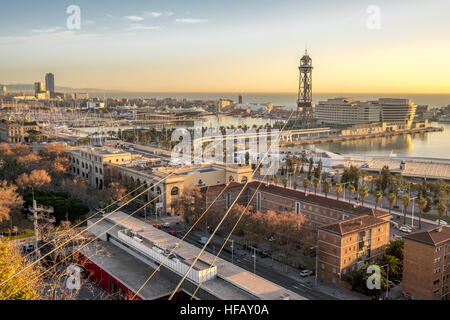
[436,220,448,226]
[162,222,170,228]
[399,226,412,233]
[299,269,313,277]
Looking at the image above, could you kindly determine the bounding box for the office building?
[45,73,55,93]
[403,226,450,300]
[34,82,45,96]
[379,98,417,128]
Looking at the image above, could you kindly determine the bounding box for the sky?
[0,0,450,94]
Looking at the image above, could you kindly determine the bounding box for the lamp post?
[380,264,390,299]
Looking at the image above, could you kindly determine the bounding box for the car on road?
[199,236,208,245]
[390,221,399,229]
[387,280,396,289]
[436,219,448,226]
[22,243,35,252]
[162,222,170,228]
[168,231,177,236]
[300,270,313,277]
[399,225,412,233]
[152,224,161,229]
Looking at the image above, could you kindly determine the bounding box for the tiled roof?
[246,181,388,218]
[319,215,388,236]
[200,182,244,195]
[404,226,450,246]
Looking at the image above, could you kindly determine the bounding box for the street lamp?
[380,264,390,299]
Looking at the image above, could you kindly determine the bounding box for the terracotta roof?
[319,215,388,236]
[404,226,450,246]
[246,181,388,218]
[200,182,244,195]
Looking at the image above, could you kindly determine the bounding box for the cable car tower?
[296,50,314,124]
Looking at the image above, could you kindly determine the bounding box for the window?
[321,263,325,270]
[226,192,231,208]
[295,202,300,215]
[332,268,336,274]
[171,187,179,196]
[322,234,326,240]
[257,192,261,211]
[435,257,441,264]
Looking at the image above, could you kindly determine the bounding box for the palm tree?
[358,185,369,207]
[383,255,402,279]
[282,178,288,188]
[348,185,355,204]
[436,201,447,224]
[322,181,331,198]
[274,175,280,186]
[417,197,427,229]
[312,178,320,195]
[334,183,343,201]
[374,190,383,209]
[388,193,396,214]
[293,181,299,190]
[303,178,310,193]
[402,195,411,225]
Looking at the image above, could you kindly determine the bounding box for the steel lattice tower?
[297,50,313,116]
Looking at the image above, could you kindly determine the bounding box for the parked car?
[300,269,313,277]
[436,220,448,226]
[168,230,177,236]
[390,221,400,229]
[22,243,35,252]
[268,236,275,242]
[162,222,170,228]
[199,236,208,245]
[152,224,161,229]
[399,225,412,233]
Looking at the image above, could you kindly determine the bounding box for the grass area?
[422,212,450,223]
[2,229,35,241]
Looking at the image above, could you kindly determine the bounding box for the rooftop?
[404,226,450,246]
[319,215,388,236]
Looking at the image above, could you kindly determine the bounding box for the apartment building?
[403,226,450,300]
[0,119,40,143]
[202,181,391,288]
[317,216,390,288]
[69,146,132,189]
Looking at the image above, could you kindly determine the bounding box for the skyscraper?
[45,73,55,93]
[34,82,45,96]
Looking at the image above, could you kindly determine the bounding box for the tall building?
[45,73,55,93]
[379,98,417,128]
[34,82,45,96]
[1,85,6,95]
[402,226,450,300]
[297,50,314,116]
[238,95,243,104]
[314,98,381,125]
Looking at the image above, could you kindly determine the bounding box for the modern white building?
[379,98,417,127]
[314,98,380,125]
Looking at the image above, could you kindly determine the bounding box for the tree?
[274,175,279,185]
[387,193,396,214]
[0,181,23,223]
[314,159,322,179]
[358,185,369,207]
[293,181,299,190]
[0,239,40,300]
[348,185,355,204]
[38,142,68,161]
[374,190,383,209]
[385,238,404,261]
[334,184,343,201]
[303,178,310,193]
[436,201,447,224]
[282,178,288,188]
[322,181,331,198]
[351,262,386,299]
[16,170,51,193]
[416,196,427,229]
[312,178,320,195]
[402,195,411,226]
[382,254,402,279]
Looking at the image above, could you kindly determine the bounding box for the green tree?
[387,193,396,214]
[348,185,355,203]
[385,238,404,261]
[436,201,447,224]
[416,196,427,229]
[351,263,387,299]
[402,195,411,226]
[334,183,343,201]
[374,190,383,209]
[382,254,402,279]
[322,181,331,198]
[282,178,288,188]
[293,180,299,190]
[312,178,320,195]
[303,178,310,193]
[358,185,369,207]
[274,175,280,185]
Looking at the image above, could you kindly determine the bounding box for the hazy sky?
[1,0,449,93]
